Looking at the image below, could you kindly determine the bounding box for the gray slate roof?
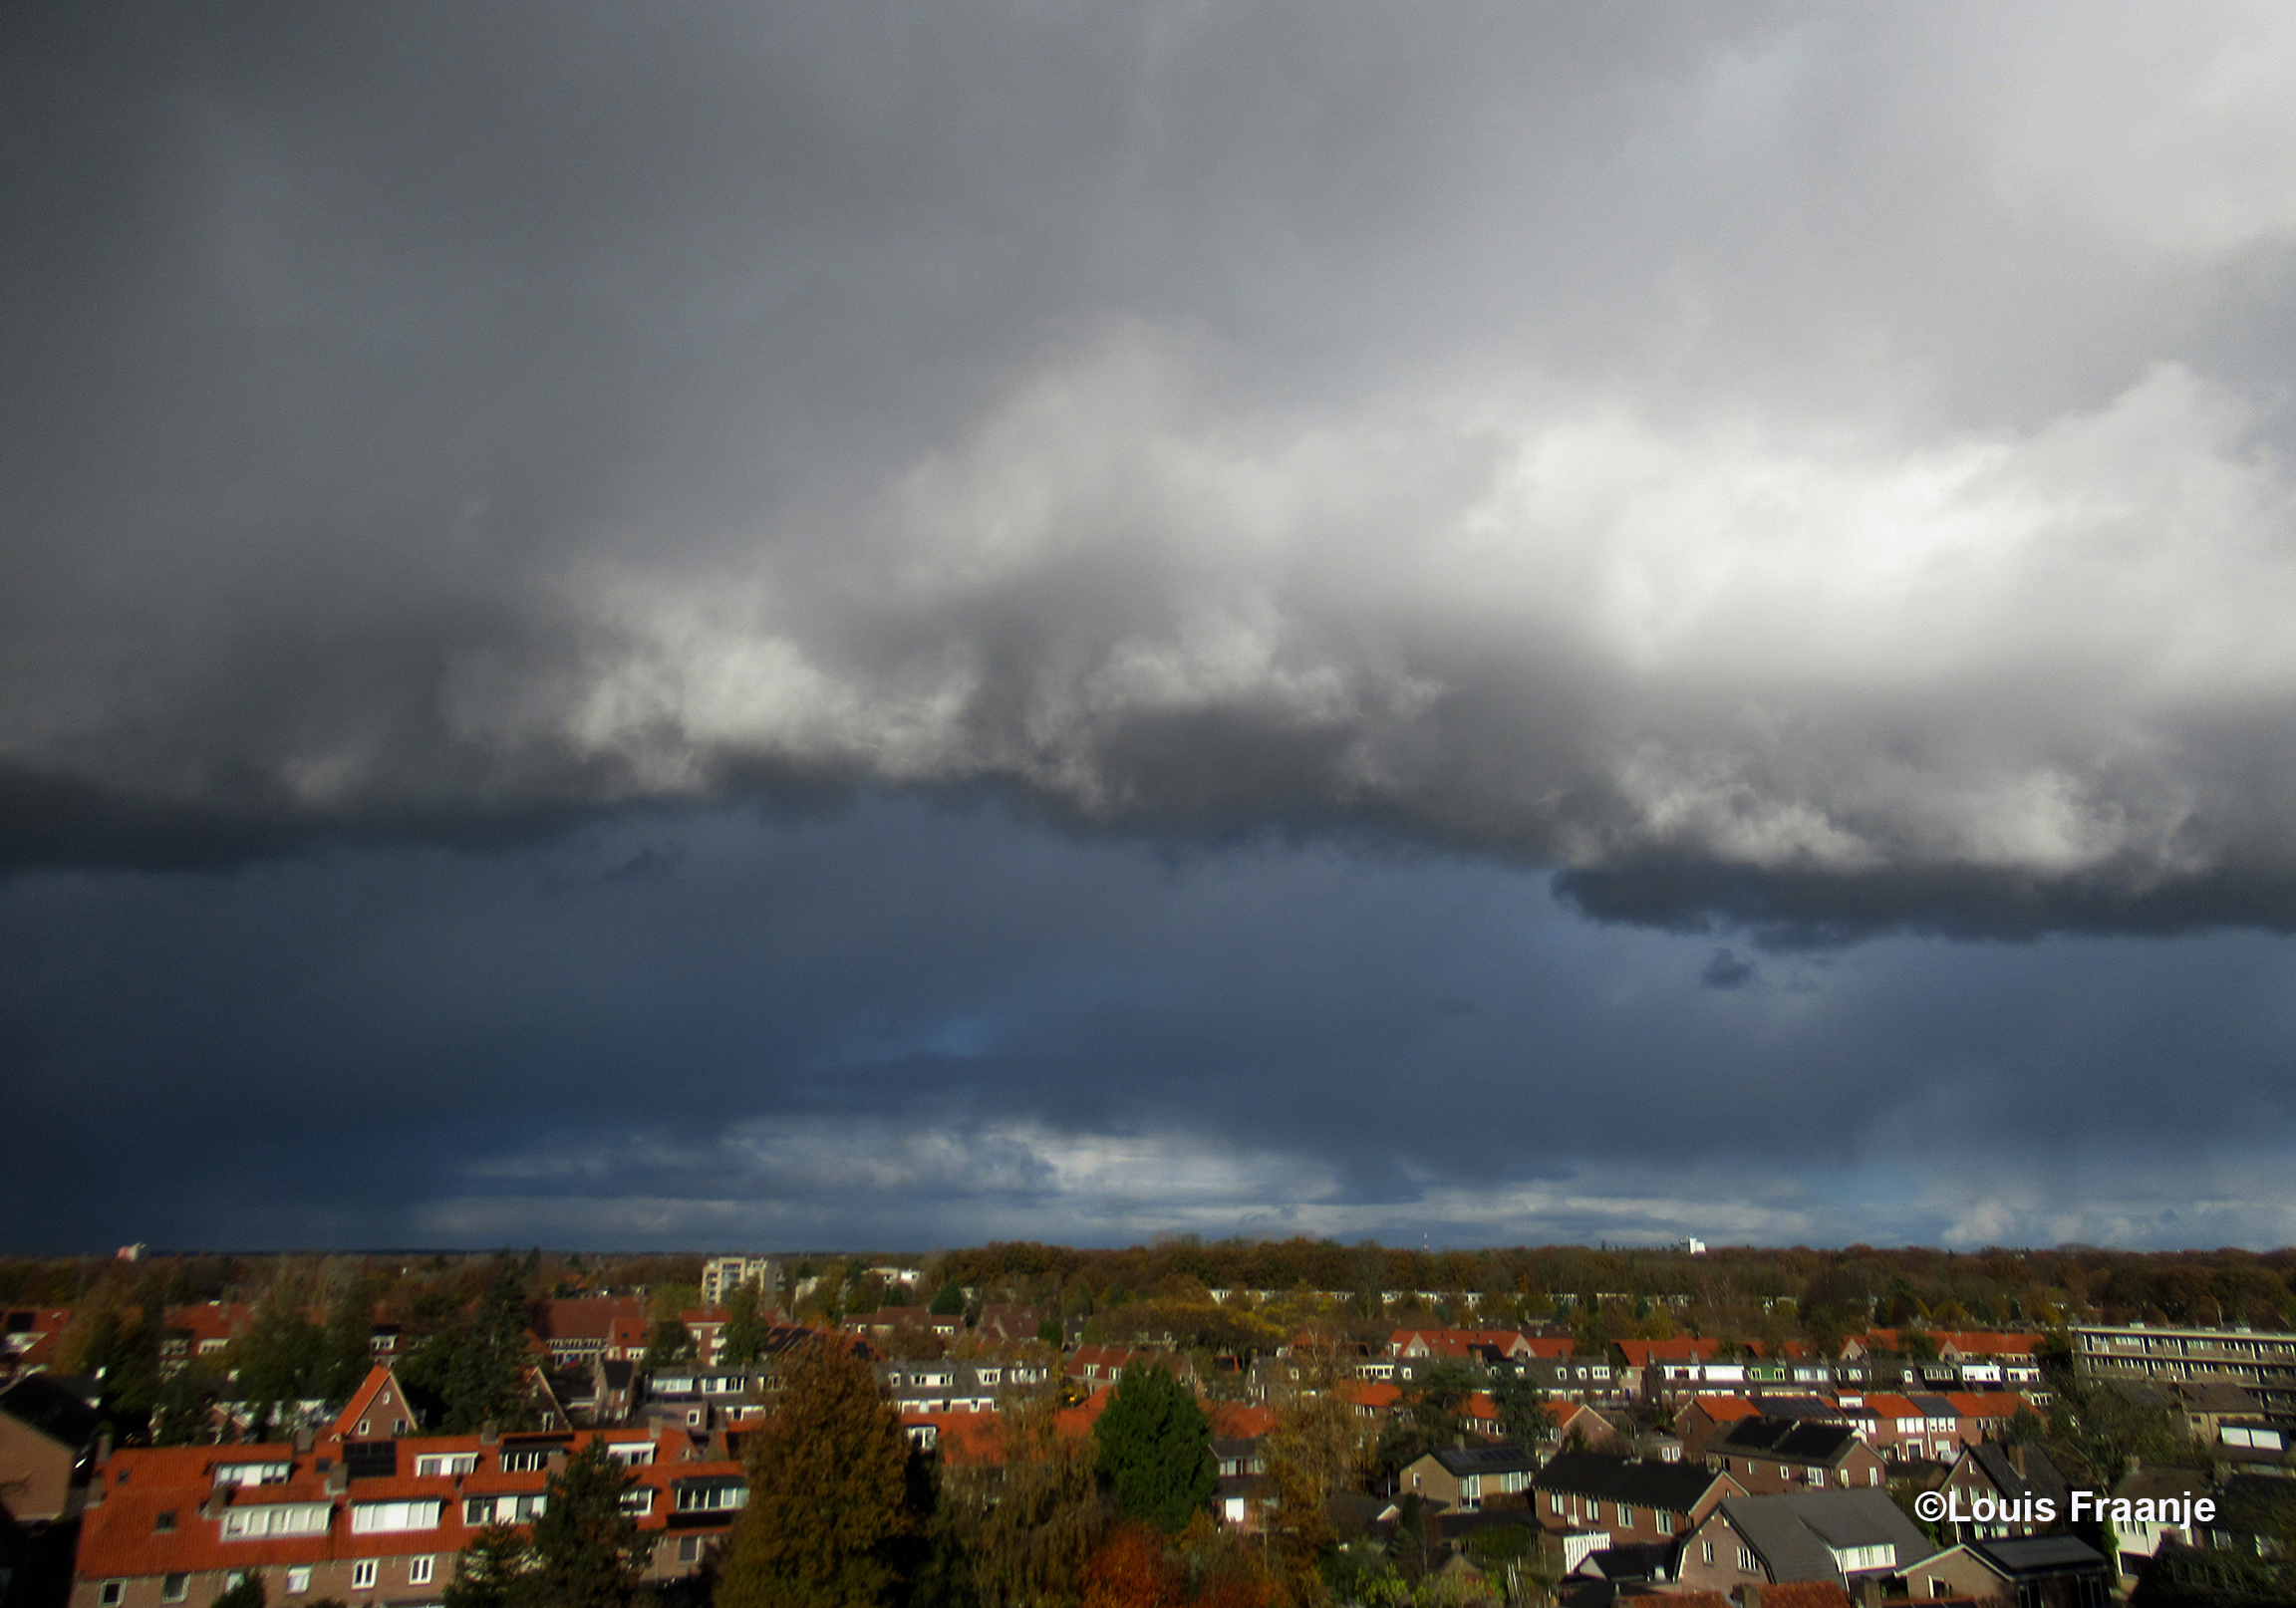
[1432,1443,1539,1476]
[1717,1489,1934,1583]
[1968,1535,2109,1575]
[1965,1443,2072,1510]
[1710,1416,1861,1466]
[1535,1452,1730,1512]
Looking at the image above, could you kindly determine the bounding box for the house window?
[415,1454,477,1476]
[410,1557,434,1585]
[155,1510,177,1532]
[162,1577,190,1603]
[101,1586,124,1608]
[352,1560,379,1590]
[1550,1492,1564,1514]
[392,1420,408,1435]
[1738,1546,1756,1572]
[678,1537,701,1563]
[1619,1504,1634,1529]
[1702,1539,1714,1564]
[620,1489,654,1515]
[500,1451,548,1473]
[286,1568,312,1595]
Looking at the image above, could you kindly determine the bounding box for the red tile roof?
[1615,1337,1724,1366]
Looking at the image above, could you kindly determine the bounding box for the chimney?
[294,1425,315,1455]
[2006,1444,2027,1478]
[96,1429,114,1464]
[326,1463,348,1495]
[480,1421,499,1447]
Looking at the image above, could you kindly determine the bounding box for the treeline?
[934,1238,2296,1339]
[10,1238,2296,1364]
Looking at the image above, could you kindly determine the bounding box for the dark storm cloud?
[9,799,2296,1252]
[7,3,2296,938]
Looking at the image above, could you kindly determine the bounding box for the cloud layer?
[7,798,2296,1251]
[6,4,2296,939]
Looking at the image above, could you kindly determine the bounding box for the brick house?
[1704,1417,1886,1493]
[0,1375,102,1522]
[1531,1452,1744,1549]
[69,1425,739,1608]
[1397,1444,1538,1513]
[1901,1534,2112,1605]
[1935,1442,2073,1542]
[1674,1489,1935,1597]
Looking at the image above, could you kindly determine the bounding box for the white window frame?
[101,1587,125,1608]
[161,1577,190,1604]
[286,1568,312,1596]
[352,1559,379,1590]
[409,1556,435,1585]
[415,1454,478,1477]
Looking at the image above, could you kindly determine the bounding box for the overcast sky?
[7,3,2296,1253]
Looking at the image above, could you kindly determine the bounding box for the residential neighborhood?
[2,1242,2293,1608]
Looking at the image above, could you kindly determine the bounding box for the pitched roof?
[1716,1490,1932,1583]
[1206,1402,1275,1439]
[1615,1337,1724,1367]
[0,1374,102,1450]
[1966,1535,2108,1575]
[1962,1444,2071,1510]
[1431,1443,1538,1476]
[1687,1396,1763,1423]
[1709,1418,1864,1467]
[1534,1452,1736,1511]
[538,1296,645,1341]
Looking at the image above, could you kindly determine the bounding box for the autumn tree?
[720,1336,917,1608]
[1264,1343,1363,1594]
[932,1387,1106,1607]
[1080,1523,1180,1608]
[1093,1364,1214,1535]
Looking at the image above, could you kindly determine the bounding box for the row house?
[537,1298,646,1369]
[845,1307,961,1343]
[1531,1452,1745,1552]
[876,1360,1049,1416]
[1065,1345,1183,1389]
[1859,1392,1975,1461]
[1836,1330,2045,1393]
[70,1416,742,1608]
[1616,1338,1744,1401]
[644,1367,766,1434]
[1387,1329,1574,1363]
[1703,1417,1887,1492]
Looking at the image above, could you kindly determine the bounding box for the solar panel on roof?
[342,1440,398,1480]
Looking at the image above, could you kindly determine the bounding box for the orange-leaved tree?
[1081,1522,1181,1608]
